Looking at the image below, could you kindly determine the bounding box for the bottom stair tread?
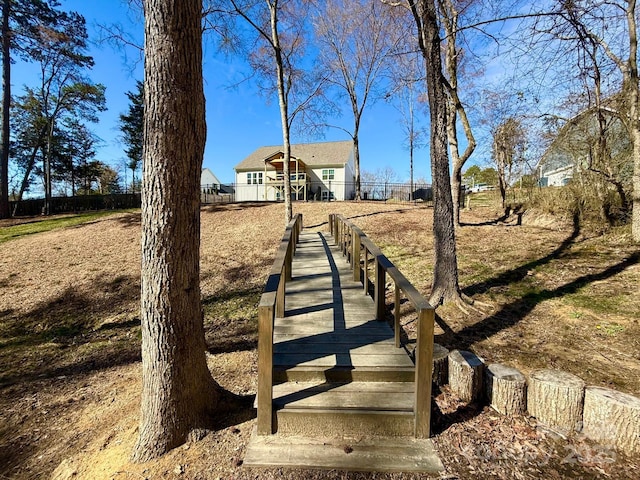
[244,429,444,473]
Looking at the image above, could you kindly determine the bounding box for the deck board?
[273,231,414,373]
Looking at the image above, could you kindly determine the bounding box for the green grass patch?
[565,291,635,317]
[0,211,124,244]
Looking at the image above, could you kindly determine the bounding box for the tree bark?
[412,0,461,306]
[1,0,11,218]
[627,0,640,242]
[582,386,640,455]
[440,0,476,227]
[132,0,221,462]
[485,363,527,416]
[448,349,484,403]
[431,343,449,387]
[527,369,585,435]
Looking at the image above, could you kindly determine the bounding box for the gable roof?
[201,167,221,185]
[234,140,353,171]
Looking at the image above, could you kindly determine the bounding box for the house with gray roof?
[234,140,355,202]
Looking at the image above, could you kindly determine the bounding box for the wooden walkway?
[245,217,441,473]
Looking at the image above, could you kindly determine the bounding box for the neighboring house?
[538,104,631,187]
[201,167,221,192]
[234,140,355,202]
[538,165,574,187]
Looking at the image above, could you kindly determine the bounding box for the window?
[247,172,263,185]
[321,190,335,201]
[322,169,335,181]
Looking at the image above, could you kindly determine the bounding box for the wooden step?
[272,381,415,437]
[244,430,444,473]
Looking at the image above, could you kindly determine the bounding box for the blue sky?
[10,0,438,186]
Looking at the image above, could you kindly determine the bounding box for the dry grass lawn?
[0,199,639,479]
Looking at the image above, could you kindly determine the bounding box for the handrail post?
[276,271,285,318]
[257,304,274,435]
[363,247,369,294]
[394,282,401,348]
[352,232,361,282]
[415,307,435,438]
[374,256,386,320]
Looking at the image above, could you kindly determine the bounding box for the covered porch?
[264,152,310,201]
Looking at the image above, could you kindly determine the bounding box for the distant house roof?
[201,167,221,186]
[234,140,354,171]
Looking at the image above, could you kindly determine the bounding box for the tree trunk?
[431,343,449,387]
[448,349,484,403]
[1,0,10,218]
[485,363,527,416]
[414,0,461,306]
[353,133,361,201]
[582,386,640,455]
[270,0,292,224]
[527,369,585,435]
[627,0,640,242]
[132,0,221,462]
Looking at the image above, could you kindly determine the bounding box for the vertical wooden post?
[363,248,369,294]
[415,307,434,438]
[257,304,274,435]
[276,272,285,318]
[329,214,334,236]
[374,257,386,320]
[352,233,361,282]
[285,242,292,282]
[394,283,401,348]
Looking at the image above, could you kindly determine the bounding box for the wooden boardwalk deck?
[273,231,415,382]
[245,223,442,473]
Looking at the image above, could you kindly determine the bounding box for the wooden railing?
[329,213,436,438]
[256,213,304,435]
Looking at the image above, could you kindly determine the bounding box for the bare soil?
[0,200,638,479]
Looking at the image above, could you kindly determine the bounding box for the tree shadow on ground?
[202,202,276,214]
[463,210,581,298]
[203,287,262,355]
[460,204,525,227]
[115,211,141,227]
[455,251,639,352]
[305,207,418,229]
[0,274,142,389]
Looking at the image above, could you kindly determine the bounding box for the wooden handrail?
[257,213,303,435]
[329,213,435,438]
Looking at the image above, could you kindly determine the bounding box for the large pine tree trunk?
[415,0,461,306]
[132,0,221,462]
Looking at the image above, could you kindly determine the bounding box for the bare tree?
[314,0,407,201]
[492,116,526,208]
[408,0,463,306]
[531,0,640,241]
[387,49,427,202]
[219,0,326,224]
[132,0,224,462]
[439,0,477,226]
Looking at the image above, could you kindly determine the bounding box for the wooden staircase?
[244,215,442,473]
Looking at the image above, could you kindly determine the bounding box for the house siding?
[234,141,355,202]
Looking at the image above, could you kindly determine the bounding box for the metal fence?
[10,193,142,217]
[200,181,451,206]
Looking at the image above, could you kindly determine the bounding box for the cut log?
[582,386,640,456]
[432,343,449,387]
[448,350,484,403]
[527,369,585,435]
[485,363,527,416]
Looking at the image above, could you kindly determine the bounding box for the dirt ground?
[0,200,638,479]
